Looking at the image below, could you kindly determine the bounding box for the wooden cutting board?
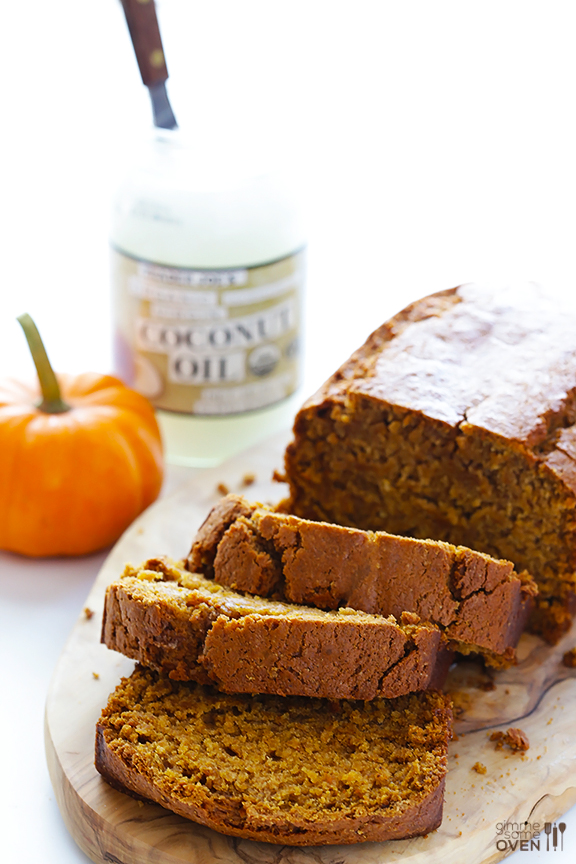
[45,430,576,864]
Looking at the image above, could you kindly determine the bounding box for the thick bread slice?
[95,667,452,845]
[187,494,537,667]
[102,557,442,700]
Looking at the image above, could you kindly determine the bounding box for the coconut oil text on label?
[113,249,304,416]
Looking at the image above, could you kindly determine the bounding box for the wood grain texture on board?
[45,431,576,864]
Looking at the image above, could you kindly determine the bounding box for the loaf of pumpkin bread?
[187,494,536,666]
[102,556,442,700]
[95,666,453,845]
[282,284,576,641]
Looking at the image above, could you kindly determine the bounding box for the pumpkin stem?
[17,314,70,414]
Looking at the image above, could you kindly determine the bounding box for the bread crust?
[102,558,441,699]
[188,495,536,666]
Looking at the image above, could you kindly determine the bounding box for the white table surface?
[3,1,576,861]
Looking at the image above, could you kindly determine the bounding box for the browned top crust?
[309,283,576,455]
[187,495,537,665]
[102,557,441,700]
[95,667,453,845]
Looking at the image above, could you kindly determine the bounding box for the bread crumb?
[562,647,576,667]
[400,610,421,625]
[216,483,230,496]
[92,672,100,679]
[472,762,487,774]
[241,472,256,487]
[490,728,529,752]
[478,680,496,692]
[84,607,94,620]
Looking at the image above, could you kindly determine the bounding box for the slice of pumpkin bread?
[95,666,453,845]
[187,494,536,666]
[283,283,576,641]
[102,556,441,700]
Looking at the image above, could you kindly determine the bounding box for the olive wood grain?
[45,430,576,864]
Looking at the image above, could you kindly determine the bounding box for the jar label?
[112,248,304,415]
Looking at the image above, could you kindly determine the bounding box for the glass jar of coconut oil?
[111,129,305,467]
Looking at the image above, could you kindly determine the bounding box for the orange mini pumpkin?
[0,315,164,557]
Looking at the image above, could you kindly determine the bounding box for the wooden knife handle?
[120,0,169,87]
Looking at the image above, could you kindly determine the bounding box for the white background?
[1,1,576,861]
